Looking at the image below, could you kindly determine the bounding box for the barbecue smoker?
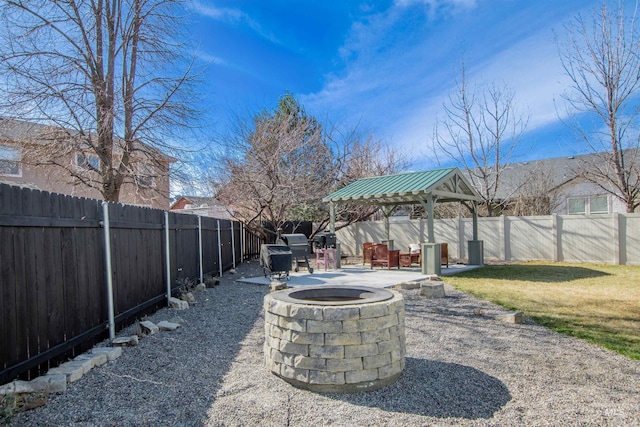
[276,232,314,273]
[313,231,337,250]
[260,244,292,280]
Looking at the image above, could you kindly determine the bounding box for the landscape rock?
[169,296,189,310]
[157,320,181,331]
[140,320,159,335]
[182,292,196,304]
[90,346,122,361]
[111,335,139,347]
[74,352,108,368]
[270,280,287,291]
[394,281,421,290]
[496,311,525,324]
[46,363,84,383]
[30,375,67,393]
[195,283,206,292]
[420,282,446,298]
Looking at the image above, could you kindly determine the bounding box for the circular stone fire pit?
[263,285,405,393]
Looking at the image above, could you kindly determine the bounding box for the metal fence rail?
[0,183,263,384]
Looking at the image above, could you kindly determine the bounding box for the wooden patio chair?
[363,242,374,265]
[370,244,400,270]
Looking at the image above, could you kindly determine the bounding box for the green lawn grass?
[444,262,640,360]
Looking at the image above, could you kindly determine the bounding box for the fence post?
[164,211,171,306]
[240,222,244,262]
[101,202,116,341]
[217,219,223,277]
[231,221,236,269]
[613,213,621,265]
[552,214,559,262]
[198,215,204,284]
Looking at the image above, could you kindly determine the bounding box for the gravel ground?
[10,260,640,427]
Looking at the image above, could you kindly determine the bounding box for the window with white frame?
[568,197,586,214]
[589,195,609,214]
[75,152,100,170]
[567,195,609,214]
[0,144,22,176]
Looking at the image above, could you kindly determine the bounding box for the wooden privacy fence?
[0,183,263,385]
[336,213,640,265]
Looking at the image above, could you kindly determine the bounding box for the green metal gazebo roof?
[323,167,480,206]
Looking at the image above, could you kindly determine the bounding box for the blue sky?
[188,0,604,170]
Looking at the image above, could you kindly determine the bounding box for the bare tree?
[433,64,528,216]
[320,123,407,231]
[0,0,199,204]
[213,95,406,238]
[509,163,561,216]
[558,1,640,212]
[214,93,333,239]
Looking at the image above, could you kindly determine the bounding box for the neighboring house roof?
[466,150,638,202]
[323,168,481,205]
[0,117,175,163]
[170,195,233,219]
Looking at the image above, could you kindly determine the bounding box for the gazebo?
[323,167,484,270]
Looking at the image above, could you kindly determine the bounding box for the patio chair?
[363,242,374,265]
[370,244,400,270]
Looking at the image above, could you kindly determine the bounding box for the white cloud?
[189,1,280,44]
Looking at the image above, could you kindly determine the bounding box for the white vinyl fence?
[336,213,640,265]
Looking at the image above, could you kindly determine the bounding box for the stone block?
[64,358,93,374]
[306,319,342,334]
[361,328,391,344]
[288,331,324,345]
[359,303,389,319]
[293,355,327,370]
[289,305,323,321]
[345,368,378,384]
[322,306,360,321]
[377,337,401,355]
[344,343,378,358]
[35,374,67,393]
[90,346,122,361]
[74,352,108,368]
[309,344,344,359]
[280,365,309,382]
[308,370,345,385]
[496,311,525,324]
[47,364,84,383]
[157,321,181,331]
[395,281,421,290]
[169,297,189,310]
[270,281,287,291]
[112,335,139,347]
[266,297,289,316]
[279,341,309,356]
[326,357,363,372]
[420,282,446,298]
[378,360,403,379]
[140,320,159,335]
[278,316,306,332]
[264,311,279,326]
[325,332,361,346]
[0,380,31,395]
[343,314,398,333]
[269,324,285,339]
[270,348,285,364]
[363,353,392,370]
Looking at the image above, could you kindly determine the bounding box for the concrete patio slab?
[236,263,480,288]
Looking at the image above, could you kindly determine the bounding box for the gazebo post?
[472,201,478,240]
[419,194,435,243]
[329,202,336,233]
[381,205,396,250]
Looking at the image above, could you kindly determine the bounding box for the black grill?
[260,244,291,280]
[276,233,313,273]
[313,232,336,249]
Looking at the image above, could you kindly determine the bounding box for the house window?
[590,196,609,214]
[0,144,22,176]
[567,195,609,214]
[568,197,586,214]
[75,152,100,170]
[136,163,155,188]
